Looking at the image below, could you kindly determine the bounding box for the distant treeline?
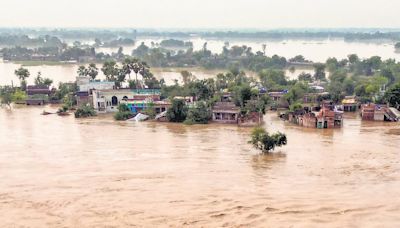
[2,28,400,42]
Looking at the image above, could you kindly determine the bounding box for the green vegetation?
[74,105,97,118]
[34,72,53,86]
[395,42,400,50]
[249,127,287,153]
[184,102,211,125]
[384,83,400,109]
[166,99,188,122]
[0,86,13,107]
[11,89,27,103]
[77,63,99,80]
[114,104,134,121]
[14,67,30,91]
[160,39,193,48]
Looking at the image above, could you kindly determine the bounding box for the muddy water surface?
[0,106,399,227]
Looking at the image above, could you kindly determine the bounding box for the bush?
[142,108,156,119]
[184,102,210,124]
[166,99,188,122]
[74,105,96,118]
[249,127,287,153]
[114,111,133,121]
[114,103,133,121]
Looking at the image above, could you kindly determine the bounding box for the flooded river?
[0,106,399,227]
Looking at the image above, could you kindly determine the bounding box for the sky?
[0,0,399,29]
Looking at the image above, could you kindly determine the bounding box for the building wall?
[79,82,115,92]
[92,90,137,112]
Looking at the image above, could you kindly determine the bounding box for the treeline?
[2,28,400,42]
[133,42,288,70]
[0,35,64,47]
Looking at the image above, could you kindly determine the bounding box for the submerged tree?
[249,127,287,153]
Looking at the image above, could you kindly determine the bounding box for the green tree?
[166,99,188,122]
[313,63,326,81]
[0,86,13,107]
[249,127,287,153]
[34,72,53,86]
[384,83,400,109]
[14,67,30,90]
[184,102,210,124]
[87,63,98,80]
[77,65,88,77]
[181,70,196,85]
[258,69,287,90]
[101,60,119,81]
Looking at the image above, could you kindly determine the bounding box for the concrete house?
[92,89,161,113]
[212,102,240,124]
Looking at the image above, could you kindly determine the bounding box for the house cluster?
[76,77,171,114]
[285,101,343,129]
[210,92,263,126]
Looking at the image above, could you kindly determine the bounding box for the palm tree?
[14,67,30,81]
[122,58,133,80]
[77,65,87,77]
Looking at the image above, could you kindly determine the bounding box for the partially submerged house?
[238,111,263,127]
[361,103,400,121]
[92,89,165,113]
[76,77,116,107]
[211,102,240,124]
[285,101,343,129]
[268,90,289,109]
[341,96,358,112]
[26,85,51,105]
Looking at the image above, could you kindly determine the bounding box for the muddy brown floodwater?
[0,105,399,227]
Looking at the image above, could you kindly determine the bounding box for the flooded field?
[94,38,400,62]
[0,106,399,227]
[0,60,309,86]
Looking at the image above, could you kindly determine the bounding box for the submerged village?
[1,58,400,129]
[1,38,400,152]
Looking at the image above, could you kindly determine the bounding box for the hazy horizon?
[1,0,399,28]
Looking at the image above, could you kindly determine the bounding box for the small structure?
[310,85,325,93]
[284,101,343,129]
[76,91,91,107]
[342,96,358,112]
[26,85,51,105]
[76,76,115,92]
[268,90,289,109]
[238,112,263,127]
[315,101,343,128]
[361,104,400,121]
[212,102,240,124]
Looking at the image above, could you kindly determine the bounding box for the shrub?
[166,99,188,122]
[114,103,133,121]
[184,102,210,124]
[74,105,96,118]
